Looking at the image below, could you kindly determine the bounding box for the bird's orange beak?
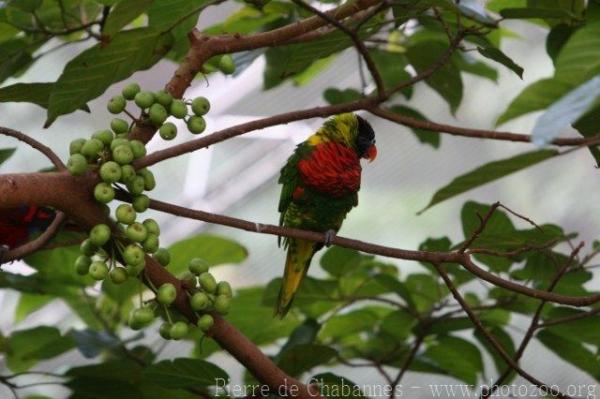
[366,144,377,162]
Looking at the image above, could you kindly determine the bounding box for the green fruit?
[107,95,126,114]
[126,262,144,276]
[188,258,209,275]
[143,219,160,235]
[198,272,217,293]
[123,244,145,266]
[75,255,91,275]
[126,175,146,195]
[130,140,147,159]
[116,204,136,224]
[217,281,232,297]
[181,272,197,288]
[126,222,148,243]
[92,129,114,146]
[157,283,176,305]
[214,295,231,314]
[132,194,149,212]
[155,90,173,107]
[81,138,104,159]
[159,122,177,140]
[187,116,206,134]
[89,224,111,246]
[191,97,210,116]
[132,307,154,324]
[153,248,170,266]
[89,261,109,280]
[112,144,134,165]
[159,323,171,339]
[122,83,141,100]
[69,138,86,155]
[138,169,156,191]
[128,314,144,330]
[190,292,210,311]
[197,314,214,332]
[134,91,155,109]
[94,182,115,203]
[120,164,136,182]
[67,154,88,176]
[149,103,168,126]
[80,239,98,256]
[218,54,236,74]
[169,321,188,340]
[110,138,129,151]
[169,99,187,119]
[99,161,122,183]
[109,267,128,284]
[142,233,159,253]
[111,118,130,134]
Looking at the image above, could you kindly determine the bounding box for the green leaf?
[418,237,472,284]
[500,7,577,19]
[102,0,154,38]
[0,82,90,111]
[453,52,498,82]
[167,233,247,275]
[0,148,16,166]
[497,21,600,125]
[0,38,34,84]
[424,335,484,385]
[147,0,207,32]
[67,359,142,397]
[310,373,365,399]
[573,104,600,166]
[532,75,600,146]
[546,24,574,63]
[369,49,412,96]
[143,359,228,388]
[320,246,373,277]
[278,344,337,377]
[537,330,600,380]
[319,308,380,341]
[264,16,381,89]
[389,105,440,148]
[14,293,54,322]
[474,327,516,380]
[418,150,558,214]
[323,87,362,105]
[70,329,122,358]
[405,273,447,312]
[380,309,417,340]
[477,46,523,78]
[543,307,600,346]
[406,40,463,114]
[263,276,338,317]
[25,244,91,287]
[9,0,43,12]
[6,326,75,372]
[275,318,321,361]
[45,28,172,126]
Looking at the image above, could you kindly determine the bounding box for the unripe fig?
[80,239,98,256]
[157,283,176,305]
[197,314,214,332]
[159,122,177,140]
[107,95,126,114]
[89,261,109,280]
[94,182,115,203]
[123,244,145,266]
[155,90,173,107]
[190,292,210,311]
[214,295,231,314]
[112,144,134,165]
[138,169,155,191]
[152,248,170,266]
[188,258,209,275]
[126,175,146,195]
[134,91,155,109]
[75,255,91,275]
[169,321,188,340]
[126,222,148,243]
[92,129,114,146]
[120,164,136,182]
[130,140,146,159]
[110,118,129,134]
[109,267,128,284]
[142,233,159,253]
[149,103,168,126]
[67,154,88,176]
[99,161,122,183]
[169,100,187,119]
[159,322,171,339]
[217,281,232,297]
[122,83,140,100]
[89,224,111,246]
[69,138,86,155]
[110,138,129,151]
[116,204,136,225]
[81,138,104,159]
[132,194,149,212]
[191,97,210,116]
[187,116,206,134]
[218,55,235,74]
[198,272,217,293]
[142,219,160,235]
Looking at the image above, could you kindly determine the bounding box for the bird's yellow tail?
[276,239,315,318]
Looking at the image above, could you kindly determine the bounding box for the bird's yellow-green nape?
[307,113,360,148]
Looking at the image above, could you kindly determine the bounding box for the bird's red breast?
[0,206,54,249]
[298,142,361,197]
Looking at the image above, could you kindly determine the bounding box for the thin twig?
[0,127,66,170]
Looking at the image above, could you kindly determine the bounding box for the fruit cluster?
[67,85,231,340]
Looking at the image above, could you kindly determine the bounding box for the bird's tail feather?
[275,239,314,318]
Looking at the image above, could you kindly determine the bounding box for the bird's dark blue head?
[356,115,377,162]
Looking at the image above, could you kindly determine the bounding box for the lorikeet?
[276,113,377,317]
[0,205,55,256]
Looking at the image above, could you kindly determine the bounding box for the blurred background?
[0,1,598,398]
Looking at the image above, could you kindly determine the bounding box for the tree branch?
[0,127,66,170]
[1,211,66,262]
[434,263,571,399]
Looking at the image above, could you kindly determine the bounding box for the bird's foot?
[324,230,337,247]
[0,245,8,266]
